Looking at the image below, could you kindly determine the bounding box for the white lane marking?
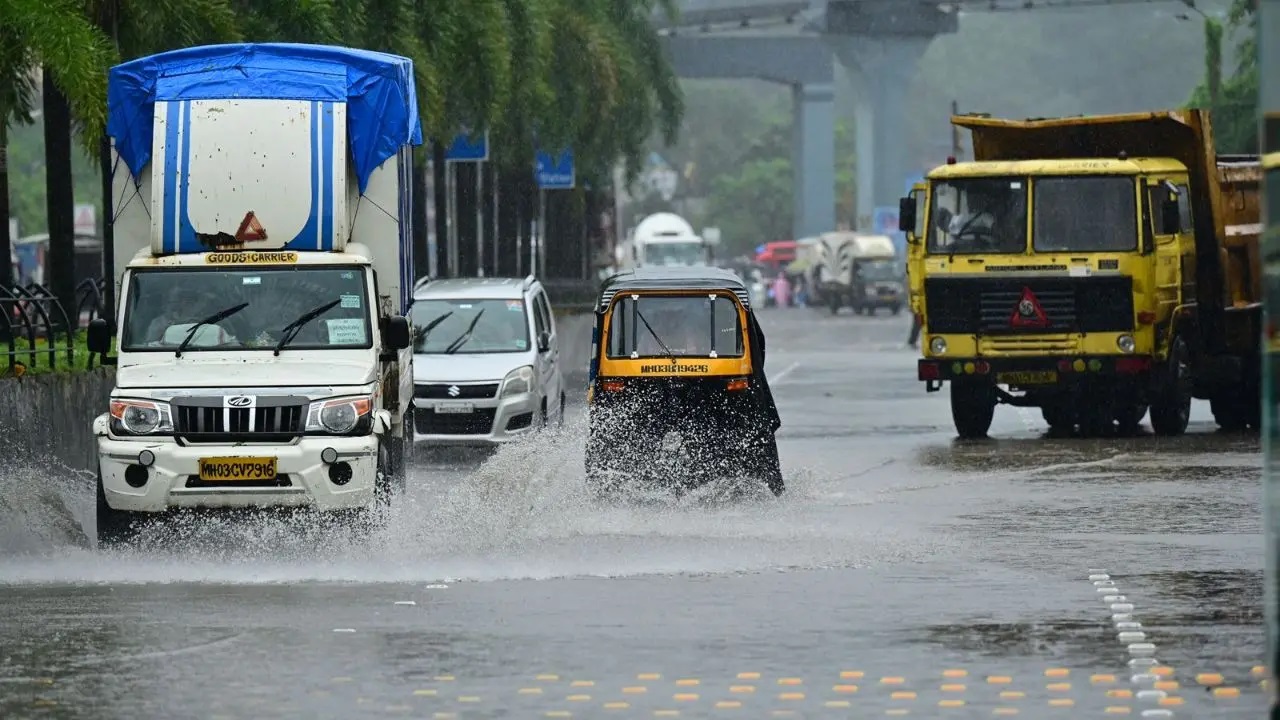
[771,361,801,384]
[1085,570,1172,713]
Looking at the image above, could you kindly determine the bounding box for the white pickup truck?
[88,43,422,546]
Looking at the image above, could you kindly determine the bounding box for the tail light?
[1115,357,1152,374]
[726,377,749,392]
[601,380,625,393]
[974,360,991,374]
[919,362,940,380]
[1057,359,1073,373]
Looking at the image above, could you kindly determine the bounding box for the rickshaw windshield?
[605,294,744,359]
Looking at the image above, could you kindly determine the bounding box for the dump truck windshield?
[1033,176,1138,253]
[646,242,706,266]
[926,177,1027,255]
[607,295,742,358]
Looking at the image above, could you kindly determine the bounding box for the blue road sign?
[535,148,575,190]
[446,131,489,162]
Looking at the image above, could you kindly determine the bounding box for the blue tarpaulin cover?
[107,42,423,194]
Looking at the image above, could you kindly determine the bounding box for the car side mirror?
[87,318,113,355]
[898,196,916,235]
[1159,199,1181,235]
[383,315,411,351]
[537,331,551,353]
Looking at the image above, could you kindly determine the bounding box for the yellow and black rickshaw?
[584,267,784,497]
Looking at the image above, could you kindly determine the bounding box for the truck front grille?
[925,275,1134,335]
[172,395,308,442]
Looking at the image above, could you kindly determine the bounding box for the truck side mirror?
[382,315,411,351]
[1159,199,1181,235]
[87,318,113,355]
[898,196,917,235]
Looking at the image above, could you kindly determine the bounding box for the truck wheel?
[96,472,140,548]
[1210,386,1259,432]
[1114,403,1148,437]
[950,380,995,439]
[829,295,841,315]
[1149,335,1192,436]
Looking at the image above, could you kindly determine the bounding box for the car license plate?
[996,370,1058,385]
[198,457,277,482]
[435,402,474,414]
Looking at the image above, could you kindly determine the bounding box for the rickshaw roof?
[598,266,752,312]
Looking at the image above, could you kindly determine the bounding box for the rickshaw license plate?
[435,402,474,414]
[198,457,277,481]
[996,371,1058,385]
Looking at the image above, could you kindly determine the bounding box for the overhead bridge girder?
[660,35,832,86]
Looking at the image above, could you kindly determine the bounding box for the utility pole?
[951,99,963,160]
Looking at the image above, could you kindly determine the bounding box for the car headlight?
[1116,334,1136,354]
[929,337,948,355]
[109,399,173,435]
[501,365,535,398]
[306,395,374,434]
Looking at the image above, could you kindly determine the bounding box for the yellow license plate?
[996,371,1058,385]
[198,457,277,481]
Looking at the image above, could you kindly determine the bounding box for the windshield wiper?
[443,309,485,354]
[413,311,453,346]
[274,298,342,356]
[175,302,249,357]
[633,308,677,365]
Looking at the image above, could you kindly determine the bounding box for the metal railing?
[0,278,108,376]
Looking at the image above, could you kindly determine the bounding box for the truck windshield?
[926,177,1028,255]
[1033,176,1138,252]
[411,299,530,354]
[606,295,742,358]
[859,261,899,281]
[121,267,371,352]
[646,242,706,266]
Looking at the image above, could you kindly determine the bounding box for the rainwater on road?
[0,308,1265,719]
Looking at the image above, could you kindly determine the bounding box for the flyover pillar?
[829,37,930,231]
[791,82,836,240]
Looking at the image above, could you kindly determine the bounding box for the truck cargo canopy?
[107,42,423,194]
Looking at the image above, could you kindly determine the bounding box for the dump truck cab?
[899,110,1261,439]
[584,267,784,498]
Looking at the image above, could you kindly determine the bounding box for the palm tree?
[0,0,115,317]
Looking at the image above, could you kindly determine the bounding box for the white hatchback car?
[409,276,565,445]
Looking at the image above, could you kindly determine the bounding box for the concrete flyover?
[654,1,962,239]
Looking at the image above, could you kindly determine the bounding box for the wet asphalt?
[0,306,1267,719]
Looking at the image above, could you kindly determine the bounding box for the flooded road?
[0,308,1265,719]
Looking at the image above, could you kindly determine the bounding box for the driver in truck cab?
[935,182,1023,253]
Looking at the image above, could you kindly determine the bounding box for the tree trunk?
[43,73,77,330]
[99,136,114,318]
[0,123,14,288]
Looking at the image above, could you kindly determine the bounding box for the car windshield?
[411,298,530,354]
[120,267,371,351]
[926,177,1028,255]
[606,294,743,358]
[646,242,706,266]
[1033,176,1138,252]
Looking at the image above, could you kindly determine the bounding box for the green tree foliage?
[1186,0,1257,152]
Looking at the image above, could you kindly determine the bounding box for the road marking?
[675,679,700,686]
[1212,687,1241,698]
[623,687,647,694]
[778,692,805,700]
[987,676,1012,685]
[714,701,741,708]
[604,702,629,709]
[771,361,801,384]
[737,672,761,680]
[841,671,865,680]
[832,684,858,693]
[730,686,755,693]
[1195,673,1223,686]
[943,669,968,679]
[777,678,803,686]
[638,674,662,681]
[519,688,543,695]
[570,681,594,687]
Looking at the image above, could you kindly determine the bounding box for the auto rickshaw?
[584,267,785,498]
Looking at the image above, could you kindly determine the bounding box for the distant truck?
[88,43,422,545]
[810,232,903,315]
[900,109,1262,438]
[617,212,718,269]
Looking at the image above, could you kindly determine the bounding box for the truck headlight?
[1116,334,1136,354]
[929,337,948,355]
[109,399,173,435]
[501,365,535,398]
[306,395,373,434]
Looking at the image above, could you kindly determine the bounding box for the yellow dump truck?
[897,109,1262,438]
